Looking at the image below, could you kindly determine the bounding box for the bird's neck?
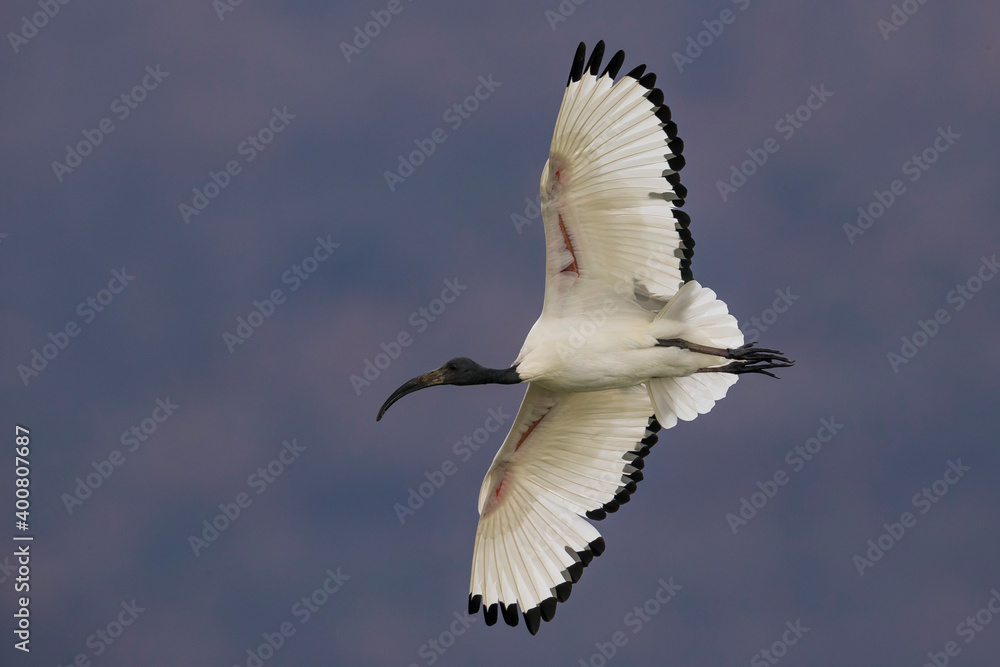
[483,366,521,385]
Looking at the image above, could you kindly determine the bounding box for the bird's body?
[377,41,793,635]
[514,305,726,392]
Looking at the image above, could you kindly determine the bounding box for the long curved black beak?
[376,369,447,421]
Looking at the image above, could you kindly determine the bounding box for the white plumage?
[377,41,792,634]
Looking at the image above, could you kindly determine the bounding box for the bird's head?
[376,357,488,421]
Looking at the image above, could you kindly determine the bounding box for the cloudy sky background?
[2,0,999,665]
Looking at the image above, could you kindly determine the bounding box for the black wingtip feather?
[568,42,587,85]
[540,597,558,622]
[586,41,605,76]
[646,88,664,107]
[485,603,498,626]
[524,607,541,635]
[469,594,481,615]
[655,105,672,123]
[590,537,606,556]
[546,539,608,624]
[678,227,695,247]
[586,508,607,521]
[638,72,657,89]
[501,602,519,627]
[667,155,686,171]
[626,63,646,79]
[601,50,625,78]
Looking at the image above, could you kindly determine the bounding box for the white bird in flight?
[377,41,793,634]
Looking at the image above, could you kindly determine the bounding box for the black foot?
[700,343,795,378]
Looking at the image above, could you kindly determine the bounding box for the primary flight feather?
[377,41,793,635]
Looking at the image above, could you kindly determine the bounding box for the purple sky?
[2,0,999,665]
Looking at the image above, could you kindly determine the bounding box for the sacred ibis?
[377,41,793,634]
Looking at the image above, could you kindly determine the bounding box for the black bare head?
[376,358,520,421]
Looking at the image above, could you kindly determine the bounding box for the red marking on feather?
[515,412,547,452]
[557,214,579,275]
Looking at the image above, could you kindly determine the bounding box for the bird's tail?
[647,280,743,428]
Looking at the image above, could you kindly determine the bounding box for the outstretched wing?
[468,383,661,634]
[540,41,693,316]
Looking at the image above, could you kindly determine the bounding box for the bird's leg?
[656,338,728,357]
[702,342,794,378]
[657,339,795,379]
